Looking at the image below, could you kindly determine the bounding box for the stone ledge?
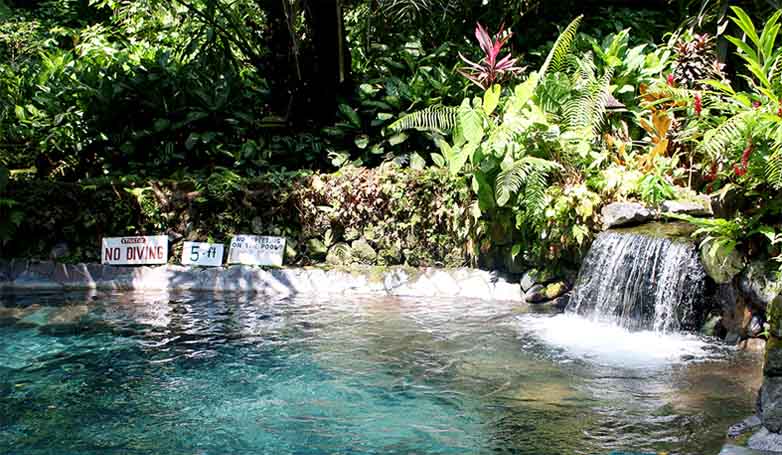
[0,260,524,302]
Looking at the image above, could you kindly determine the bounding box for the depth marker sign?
[102,236,169,265]
[181,241,224,267]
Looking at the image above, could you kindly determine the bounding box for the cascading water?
[567,229,707,332]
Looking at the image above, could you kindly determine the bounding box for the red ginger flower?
[734,141,753,176]
[666,74,675,86]
[694,93,702,116]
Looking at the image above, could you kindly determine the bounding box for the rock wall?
[0,259,524,302]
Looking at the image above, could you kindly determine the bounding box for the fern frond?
[495,157,561,207]
[767,146,782,189]
[697,110,754,159]
[590,68,615,136]
[562,66,614,137]
[538,15,583,78]
[388,105,459,133]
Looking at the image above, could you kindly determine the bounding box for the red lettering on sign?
[104,247,120,261]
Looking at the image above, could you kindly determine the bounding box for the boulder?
[700,239,745,284]
[524,284,546,303]
[350,238,377,264]
[519,268,557,292]
[740,261,782,310]
[661,198,713,217]
[601,202,652,229]
[525,280,569,303]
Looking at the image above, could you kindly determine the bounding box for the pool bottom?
[0,291,762,454]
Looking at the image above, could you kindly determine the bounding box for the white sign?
[102,236,168,265]
[181,241,224,267]
[228,235,285,267]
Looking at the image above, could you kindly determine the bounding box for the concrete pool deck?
[0,259,524,302]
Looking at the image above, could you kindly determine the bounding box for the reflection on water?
[0,290,762,454]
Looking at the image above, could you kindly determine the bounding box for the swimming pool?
[0,291,760,454]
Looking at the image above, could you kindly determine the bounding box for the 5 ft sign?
[102,236,168,265]
[181,241,224,267]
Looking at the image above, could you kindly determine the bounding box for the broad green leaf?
[702,79,735,95]
[458,101,484,144]
[449,143,475,176]
[512,74,538,108]
[339,104,361,128]
[435,138,453,158]
[730,7,761,49]
[14,105,25,121]
[725,36,759,67]
[388,132,408,146]
[431,153,445,167]
[410,152,426,170]
[483,84,501,115]
[354,135,370,149]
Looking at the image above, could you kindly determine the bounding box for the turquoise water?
[0,291,762,454]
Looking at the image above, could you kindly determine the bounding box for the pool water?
[0,291,761,454]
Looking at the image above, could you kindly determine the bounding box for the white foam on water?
[519,313,719,369]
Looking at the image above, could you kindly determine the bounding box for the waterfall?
[567,230,706,332]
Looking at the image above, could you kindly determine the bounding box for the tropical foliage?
[1,0,781,272]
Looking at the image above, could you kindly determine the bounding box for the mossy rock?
[765,335,782,377]
[351,238,377,264]
[613,221,696,240]
[326,243,352,266]
[700,238,745,284]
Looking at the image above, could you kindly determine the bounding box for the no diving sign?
[102,236,168,265]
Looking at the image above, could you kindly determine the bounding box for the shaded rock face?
[715,283,754,343]
[740,262,782,310]
[761,376,782,433]
[601,202,653,229]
